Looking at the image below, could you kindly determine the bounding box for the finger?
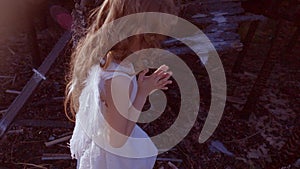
[154,65,169,78]
[158,64,169,72]
[154,71,173,83]
[160,87,168,90]
[152,70,165,80]
[138,68,149,82]
[159,71,173,82]
[158,80,172,87]
[154,65,169,73]
[150,69,164,82]
[157,75,171,85]
[164,71,173,77]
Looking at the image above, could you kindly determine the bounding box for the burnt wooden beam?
[165,39,242,55]
[240,21,286,119]
[14,119,74,129]
[45,135,72,147]
[24,0,50,68]
[280,27,300,65]
[27,11,41,68]
[42,153,72,160]
[192,14,265,26]
[0,31,72,138]
[242,0,300,26]
[232,20,260,73]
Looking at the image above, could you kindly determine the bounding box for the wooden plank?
[45,135,72,147]
[41,153,72,160]
[0,75,14,79]
[204,23,238,33]
[232,20,260,73]
[163,27,242,54]
[201,2,242,12]
[0,109,7,114]
[200,0,243,4]
[242,0,300,26]
[191,7,245,18]
[280,27,300,64]
[240,21,286,119]
[157,158,183,163]
[0,31,72,138]
[14,119,74,129]
[5,90,22,95]
[163,32,240,48]
[192,14,266,25]
[27,16,41,68]
[166,39,242,56]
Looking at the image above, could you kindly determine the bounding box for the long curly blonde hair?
[65,0,178,121]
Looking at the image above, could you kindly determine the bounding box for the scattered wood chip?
[226,96,246,104]
[14,119,74,129]
[210,140,235,156]
[0,75,14,79]
[244,71,258,78]
[52,96,65,101]
[0,109,8,114]
[14,162,47,169]
[45,135,72,147]
[6,46,16,55]
[7,129,24,135]
[157,158,183,163]
[41,153,71,160]
[168,162,179,169]
[5,90,21,95]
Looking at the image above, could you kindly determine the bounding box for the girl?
[65,0,178,168]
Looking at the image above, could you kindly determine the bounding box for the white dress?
[70,62,158,169]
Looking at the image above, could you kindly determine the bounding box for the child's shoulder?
[105,61,135,75]
[101,61,136,80]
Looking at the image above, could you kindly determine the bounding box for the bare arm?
[103,65,172,148]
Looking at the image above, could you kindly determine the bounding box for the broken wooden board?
[0,31,72,138]
[165,39,242,56]
[14,119,74,129]
[45,135,72,147]
[42,153,72,160]
[192,14,266,25]
[164,0,266,57]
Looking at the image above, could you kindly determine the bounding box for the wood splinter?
[41,153,72,160]
[44,135,72,147]
[5,90,22,95]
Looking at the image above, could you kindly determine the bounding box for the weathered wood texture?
[164,0,265,56]
[14,119,74,129]
[242,0,300,25]
[241,21,287,119]
[280,27,300,64]
[232,20,259,73]
[70,0,265,54]
[45,135,72,147]
[26,5,41,68]
[239,0,300,118]
[0,31,72,138]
